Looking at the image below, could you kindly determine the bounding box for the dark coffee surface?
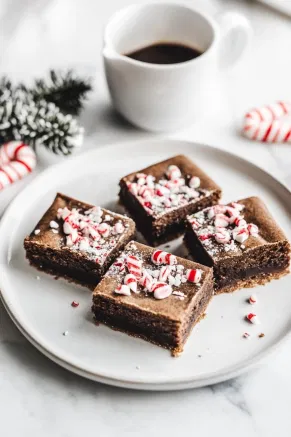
[125,42,202,64]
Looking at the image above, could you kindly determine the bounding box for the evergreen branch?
[30,69,92,115]
[0,78,84,155]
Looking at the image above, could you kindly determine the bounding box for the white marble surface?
[1,0,291,435]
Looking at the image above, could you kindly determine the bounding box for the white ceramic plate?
[1,139,291,391]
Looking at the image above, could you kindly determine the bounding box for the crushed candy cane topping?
[56,205,128,265]
[126,165,211,217]
[107,244,203,301]
[188,202,259,256]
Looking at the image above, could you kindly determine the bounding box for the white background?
[1,0,291,435]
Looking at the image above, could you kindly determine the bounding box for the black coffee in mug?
[125,42,203,65]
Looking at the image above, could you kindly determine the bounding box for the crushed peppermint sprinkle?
[243,332,250,339]
[71,301,79,308]
[249,295,257,305]
[34,229,40,235]
[50,220,59,229]
[56,206,127,265]
[246,313,260,324]
[172,290,186,300]
[63,330,69,336]
[126,165,210,217]
[188,202,259,256]
[109,245,203,301]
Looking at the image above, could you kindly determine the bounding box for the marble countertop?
[1,0,291,435]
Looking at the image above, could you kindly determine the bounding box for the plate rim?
[1,138,291,390]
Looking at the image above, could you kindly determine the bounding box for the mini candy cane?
[124,274,138,293]
[0,141,36,191]
[186,269,202,283]
[126,255,142,278]
[151,250,177,265]
[242,101,291,143]
[152,282,172,300]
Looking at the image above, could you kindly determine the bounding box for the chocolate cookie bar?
[92,241,213,356]
[184,196,290,293]
[119,155,222,245]
[24,193,135,289]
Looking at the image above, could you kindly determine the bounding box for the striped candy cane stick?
[0,141,36,190]
[242,101,291,143]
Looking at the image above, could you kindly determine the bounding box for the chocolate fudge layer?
[184,196,290,293]
[24,193,135,289]
[119,155,222,246]
[92,241,213,356]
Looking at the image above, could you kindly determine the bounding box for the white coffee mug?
[103,3,251,132]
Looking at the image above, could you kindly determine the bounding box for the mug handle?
[217,11,252,68]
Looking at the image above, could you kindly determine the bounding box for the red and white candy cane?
[126,255,142,278]
[0,141,36,191]
[151,250,177,266]
[243,101,291,143]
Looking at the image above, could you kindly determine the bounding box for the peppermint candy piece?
[126,255,142,278]
[139,270,153,291]
[98,222,110,238]
[214,214,229,228]
[189,218,201,230]
[189,176,200,189]
[152,282,172,300]
[246,313,260,324]
[50,220,59,229]
[139,185,153,198]
[215,229,231,244]
[186,269,202,283]
[159,266,171,282]
[115,284,131,296]
[199,233,212,241]
[128,182,138,196]
[233,227,248,243]
[226,206,240,224]
[233,217,247,228]
[151,250,177,265]
[248,223,259,236]
[166,165,181,180]
[243,332,250,339]
[249,295,257,305]
[207,207,215,219]
[124,274,138,293]
[113,222,125,234]
[231,202,244,211]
